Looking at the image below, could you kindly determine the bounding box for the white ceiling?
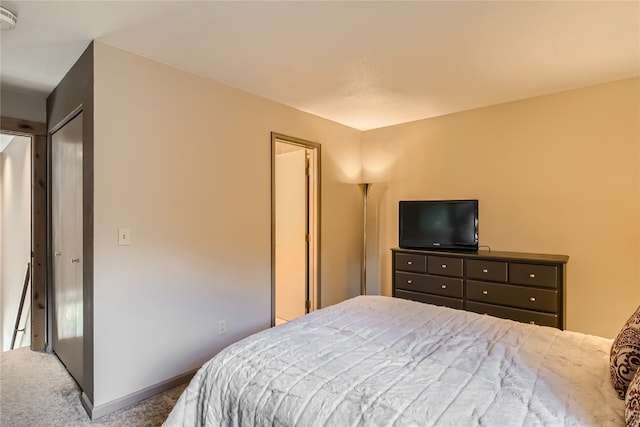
[0,1,638,130]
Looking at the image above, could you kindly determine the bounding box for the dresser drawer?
[395,290,463,310]
[467,259,508,282]
[466,280,558,312]
[395,272,463,298]
[466,301,559,328]
[394,271,428,291]
[427,256,463,277]
[509,263,558,288]
[395,253,427,273]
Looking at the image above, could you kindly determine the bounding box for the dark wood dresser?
[392,248,569,329]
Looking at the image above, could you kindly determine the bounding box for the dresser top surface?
[392,248,569,264]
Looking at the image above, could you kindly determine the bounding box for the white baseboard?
[81,369,196,420]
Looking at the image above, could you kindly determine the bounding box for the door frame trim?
[0,116,47,351]
[271,132,321,326]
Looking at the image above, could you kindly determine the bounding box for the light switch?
[118,228,131,246]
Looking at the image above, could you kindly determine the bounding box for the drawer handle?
[407,280,412,284]
[482,269,488,273]
[529,297,536,302]
[482,290,488,295]
[407,261,413,265]
[441,264,447,269]
[441,284,447,289]
[529,273,536,278]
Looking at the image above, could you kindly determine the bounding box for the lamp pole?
[358,183,371,295]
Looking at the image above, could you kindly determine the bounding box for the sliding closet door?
[51,112,84,386]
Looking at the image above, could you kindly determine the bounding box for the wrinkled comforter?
[164,296,623,426]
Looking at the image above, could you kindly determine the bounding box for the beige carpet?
[0,347,187,427]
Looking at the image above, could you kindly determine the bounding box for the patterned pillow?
[626,371,640,426]
[611,306,640,399]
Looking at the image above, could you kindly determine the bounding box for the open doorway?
[0,133,32,351]
[0,117,47,353]
[271,133,320,326]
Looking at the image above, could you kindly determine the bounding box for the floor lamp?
[358,183,371,295]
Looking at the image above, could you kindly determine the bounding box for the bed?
[163,295,624,426]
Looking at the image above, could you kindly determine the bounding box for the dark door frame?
[0,116,47,351]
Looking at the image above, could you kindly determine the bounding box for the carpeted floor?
[0,347,187,427]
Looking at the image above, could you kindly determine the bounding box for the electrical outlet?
[218,320,226,335]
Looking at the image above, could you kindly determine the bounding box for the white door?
[51,112,83,386]
[275,148,307,323]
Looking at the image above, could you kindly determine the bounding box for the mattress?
[163,295,624,426]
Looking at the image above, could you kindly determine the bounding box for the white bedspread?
[163,296,623,426]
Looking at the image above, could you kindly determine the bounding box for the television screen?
[399,200,478,251]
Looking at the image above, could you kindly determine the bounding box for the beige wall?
[363,77,640,339]
[93,42,362,406]
[89,39,637,407]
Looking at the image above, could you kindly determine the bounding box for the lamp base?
[358,183,371,295]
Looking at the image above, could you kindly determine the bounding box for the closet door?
[51,112,83,386]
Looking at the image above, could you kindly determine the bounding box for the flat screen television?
[399,200,478,251]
